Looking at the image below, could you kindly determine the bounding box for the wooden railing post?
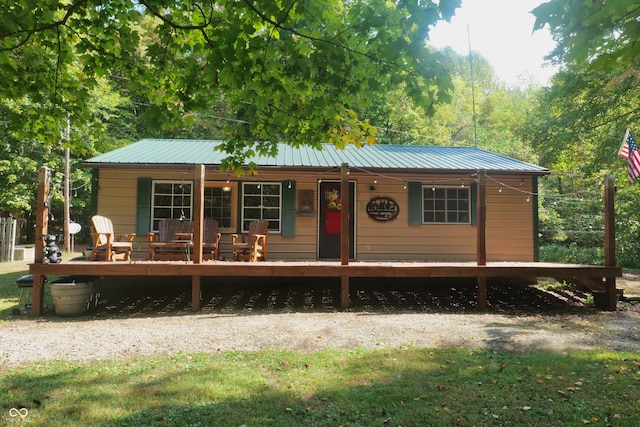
[603,175,617,311]
[192,164,205,265]
[340,163,350,266]
[32,166,51,316]
[340,163,350,309]
[604,175,615,267]
[191,164,205,311]
[476,170,487,309]
[476,170,487,266]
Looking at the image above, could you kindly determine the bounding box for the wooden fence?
[0,217,16,262]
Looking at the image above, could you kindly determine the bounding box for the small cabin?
[84,139,549,262]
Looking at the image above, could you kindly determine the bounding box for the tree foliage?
[528,1,640,267]
[532,0,640,70]
[0,0,462,171]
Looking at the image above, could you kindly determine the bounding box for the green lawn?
[0,260,30,316]
[1,261,638,426]
[2,349,639,426]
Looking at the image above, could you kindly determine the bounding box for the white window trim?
[422,184,471,224]
[241,182,282,233]
[151,180,193,231]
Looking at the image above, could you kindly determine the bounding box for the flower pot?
[50,279,97,316]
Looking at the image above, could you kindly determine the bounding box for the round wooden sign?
[366,196,400,222]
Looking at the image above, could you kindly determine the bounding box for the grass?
[0,259,30,316]
[1,260,639,426]
[2,349,639,426]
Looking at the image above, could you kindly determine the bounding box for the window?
[242,182,281,232]
[204,184,236,231]
[423,186,470,224]
[151,181,192,230]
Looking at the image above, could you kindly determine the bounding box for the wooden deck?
[28,260,622,315]
[28,167,623,316]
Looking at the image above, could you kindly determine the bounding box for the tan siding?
[95,168,537,262]
[485,178,535,261]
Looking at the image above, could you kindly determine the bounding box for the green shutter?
[470,182,477,226]
[408,181,422,225]
[90,168,99,216]
[281,180,296,237]
[136,178,152,234]
[237,182,244,232]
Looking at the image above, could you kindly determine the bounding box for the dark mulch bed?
[85,276,601,319]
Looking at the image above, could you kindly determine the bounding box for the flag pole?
[618,128,630,156]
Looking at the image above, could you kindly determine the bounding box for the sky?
[428,0,558,87]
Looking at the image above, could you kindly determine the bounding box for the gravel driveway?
[2,276,639,367]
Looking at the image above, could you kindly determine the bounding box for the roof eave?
[83,162,549,176]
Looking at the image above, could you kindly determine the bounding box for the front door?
[318,181,355,259]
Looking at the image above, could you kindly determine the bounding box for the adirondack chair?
[148,218,193,261]
[231,219,268,262]
[202,218,221,261]
[90,215,135,261]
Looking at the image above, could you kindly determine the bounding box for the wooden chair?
[148,219,193,261]
[202,218,221,261]
[231,219,268,262]
[90,215,135,261]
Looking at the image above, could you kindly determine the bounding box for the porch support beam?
[192,275,202,311]
[340,273,350,309]
[192,164,205,264]
[340,162,349,266]
[31,166,50,317]
[603,175,617,311]
[476,170,487,310]
[476,170,487,266]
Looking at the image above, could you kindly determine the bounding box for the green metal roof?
[85,139,549,174]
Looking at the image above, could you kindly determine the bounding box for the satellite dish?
[68,222,82,235]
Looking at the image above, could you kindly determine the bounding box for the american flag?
[619,129,640,184]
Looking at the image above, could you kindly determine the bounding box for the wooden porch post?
[603,175,617,311]
[476,170,487,309]
[191,164,205,310]
[340,163,350,309]
[476,170,487,266]
[340,162,350,266]
[193,164,204,264]
[340,274,350,309]
[32,166,50,316]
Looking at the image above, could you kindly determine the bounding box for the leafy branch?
[0,0,88,51]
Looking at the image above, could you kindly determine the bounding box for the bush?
[539,243,604,265]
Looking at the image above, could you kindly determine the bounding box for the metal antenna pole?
[468,25,478,148]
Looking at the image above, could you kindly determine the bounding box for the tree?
[524,60,640,267]
[1,0,462,171]
[532,1,640,70]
